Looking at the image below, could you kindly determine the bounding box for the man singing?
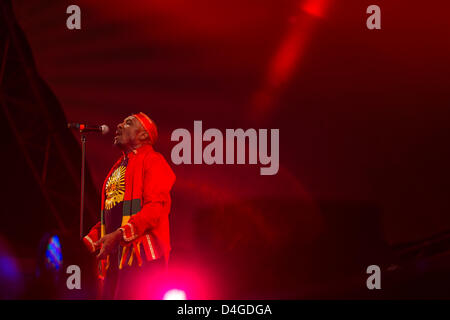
[83,112,176,299]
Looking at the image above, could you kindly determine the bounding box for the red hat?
[133,112,158,145]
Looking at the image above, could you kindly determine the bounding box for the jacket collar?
[121,144,154,159]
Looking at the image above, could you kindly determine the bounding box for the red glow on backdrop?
[251,0,332,118]
[157,264,214,300]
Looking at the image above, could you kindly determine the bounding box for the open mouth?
[114,131,122,142]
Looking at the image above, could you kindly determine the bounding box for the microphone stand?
[79,133,86,240]
[69,123,108,239]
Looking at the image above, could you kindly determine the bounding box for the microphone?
[68,123,109,135]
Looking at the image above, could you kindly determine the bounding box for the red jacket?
[83,144,175,278]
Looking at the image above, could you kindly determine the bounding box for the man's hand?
[95,229,123,260]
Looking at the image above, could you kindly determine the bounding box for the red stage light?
[302,0,330,18]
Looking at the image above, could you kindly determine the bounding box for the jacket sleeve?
[83,221,101,253]
[120,153,175,241]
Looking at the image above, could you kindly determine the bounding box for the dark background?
[1,0,450,299]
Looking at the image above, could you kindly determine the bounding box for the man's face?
[114,115,146,149]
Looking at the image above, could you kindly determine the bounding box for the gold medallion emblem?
[105,165,126,210]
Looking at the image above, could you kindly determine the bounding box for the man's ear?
[139,131,149,142]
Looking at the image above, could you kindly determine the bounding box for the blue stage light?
[44,235,63,271]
